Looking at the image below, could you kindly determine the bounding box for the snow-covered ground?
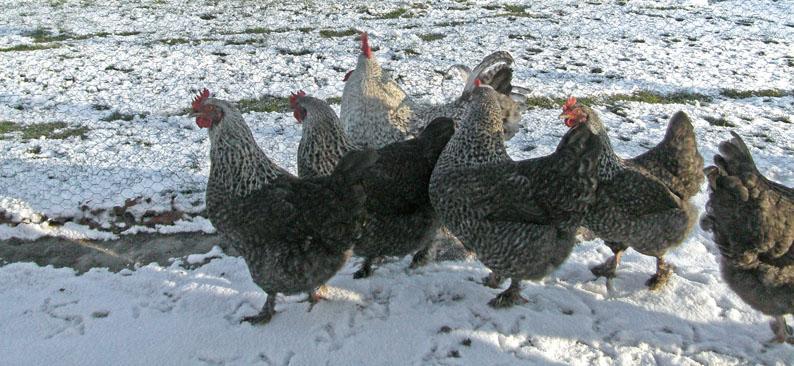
[1,0,792,364]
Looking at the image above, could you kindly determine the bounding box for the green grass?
[435,20,467,27]
[27,27,140,43]
[720,88,789,99]
[278,48,312,56]
[418,33,445,42]
[503,4,527,13]
[319,28,358,38]
[523,96,561,110]
[522,91,712,110]
[381,8,408,19]
[159,38,191,45]
[236,95,291,113]
[101,111,137,122]
[0,121,88,140]
[241,27,273,34]
[0,43,60,52]
[703,115,735,127]
[105,65,134,73]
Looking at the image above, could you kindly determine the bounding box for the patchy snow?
[0,0,792,364]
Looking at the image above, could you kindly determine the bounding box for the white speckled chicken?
[194,89,377,324]
[701,132,793,344]
[429,86,602,307]
[292,92,454,278]
[561,99,701,290]
[340,32,526,149]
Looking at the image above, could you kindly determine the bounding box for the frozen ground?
[0,0,792,364]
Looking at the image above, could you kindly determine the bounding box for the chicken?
[292,91,455,278]
[429,86,602,307]
[193,89,378,324]
[561,98,701,290]
[701,132,793,344]
[340,32,526,149]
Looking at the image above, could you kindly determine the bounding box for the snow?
[1,0,792,364]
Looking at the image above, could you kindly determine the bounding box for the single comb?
[192,88,210,112]
[289,90,307,108]
[360,32,372,58]
[563,96,577,111]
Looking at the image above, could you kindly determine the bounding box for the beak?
[188,111,199,118]
[559,113,572,120]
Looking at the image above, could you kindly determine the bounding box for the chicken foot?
[591,246,624,279]
[770,315,794,344]
[304,285,331,312]
[353,256,379,279]
[488,279,528,308]
[409,246,433,269]
[241,293,277,325]
[481,272,504,289]
[646,257,673,291]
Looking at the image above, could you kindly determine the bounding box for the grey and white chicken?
[701,132,793,344]
[194,89,377,324]
[340,32,526,149]
[561,99,701,290]
[292,92,454,278]
[429,86,602,307]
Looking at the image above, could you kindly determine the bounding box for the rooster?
[292,91,454,278]
[194,89,377,324]
[429,86,602,307]
[340,32,527,149]
[701,132,793,344]
[561,98,702,290]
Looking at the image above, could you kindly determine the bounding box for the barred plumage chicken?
[701,132,793,344]
[429,86,602,307]
[194,89,377,324]
[340,32,526,149]
[293,92,454,278]
[562,99,701,290]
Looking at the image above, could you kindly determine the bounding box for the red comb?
[360,32,372,58]
[289,90,306,108]
[192,88,210,112]
[474,79,482,88]
[563,96,577,110]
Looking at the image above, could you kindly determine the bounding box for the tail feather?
[556,123,602,183]
[417,117,455,162]
[463,51,514,93]
[714,131,759,177]
[628,110,704,200]
[663,111,697,147]
[333,148,379,180]
[479,65,513,95]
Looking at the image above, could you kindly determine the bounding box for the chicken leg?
[353,257,378,279]
[409,245,433,269]
[771,316,794,344]
[241,293,277,325]
[591,242,625,279]
[646,257,673,291]
[488,279,528,308]
[481,273,504,289]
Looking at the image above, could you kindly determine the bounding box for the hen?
[340,32,526,149]
[194,89,377,324]
[561,99,701,290]
[701,132,793,344]
[429,86,602,307]
[292,91,454,278]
